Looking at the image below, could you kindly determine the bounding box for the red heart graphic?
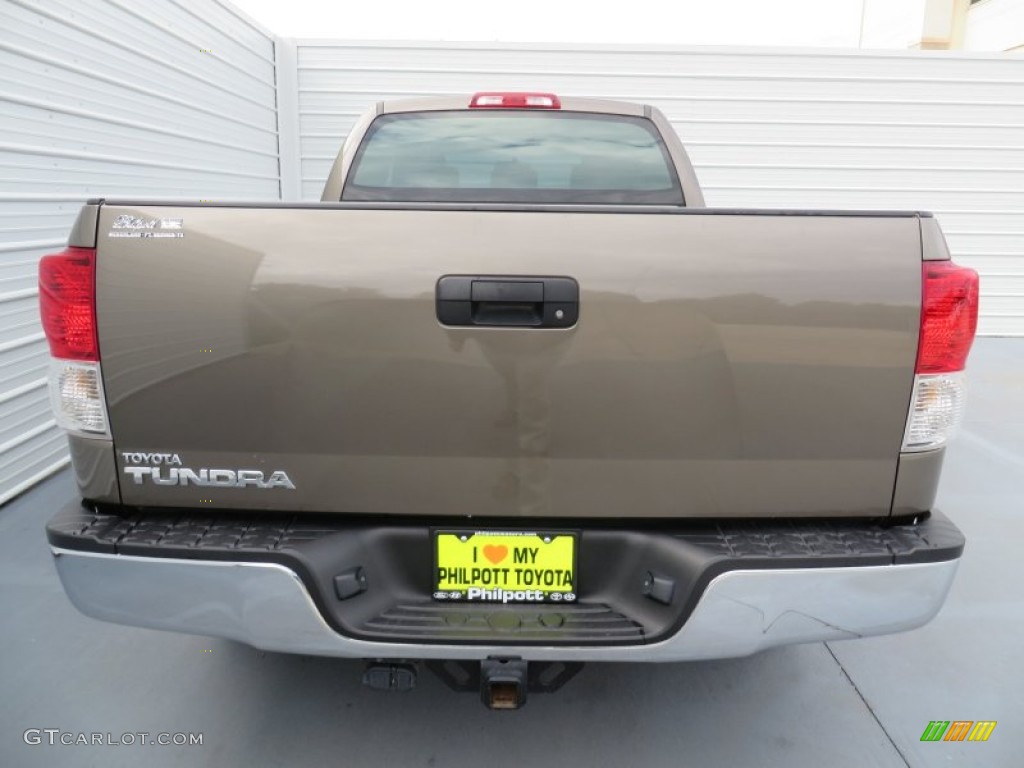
[483,544,508,564]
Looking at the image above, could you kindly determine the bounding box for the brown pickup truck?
[42,92,978,708]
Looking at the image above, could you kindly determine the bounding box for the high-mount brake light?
[469,92,562,109]
[902,259,979,452]
[39,246,109,437]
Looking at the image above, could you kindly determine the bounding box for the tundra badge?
[120,452,295,489]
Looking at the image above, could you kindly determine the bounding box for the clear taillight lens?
[902,372,965,452]
[48,359,109,436]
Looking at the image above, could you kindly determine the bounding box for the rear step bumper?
[46,502,964,662]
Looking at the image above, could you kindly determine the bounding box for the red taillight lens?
[39,247,98,361]
[469,92,561,109]
[916,260,979,374]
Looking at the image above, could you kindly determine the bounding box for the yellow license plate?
[434,531,577,604]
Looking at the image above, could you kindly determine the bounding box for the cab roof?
[379,94,647,117]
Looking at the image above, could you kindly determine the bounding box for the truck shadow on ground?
[200,639,897,768]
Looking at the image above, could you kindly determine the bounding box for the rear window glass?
[342,111,683,205]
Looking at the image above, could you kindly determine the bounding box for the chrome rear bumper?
[52,547,959,662]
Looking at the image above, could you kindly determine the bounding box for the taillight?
[916,260,979,374]
[39,246,109,437]
[469,92,561,109]
[902,260,979,452]
[39,247,98,361]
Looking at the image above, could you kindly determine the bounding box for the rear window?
[342,111,684,205]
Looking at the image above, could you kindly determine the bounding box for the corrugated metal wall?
[284,41,1024,336]
[0,0,280,504]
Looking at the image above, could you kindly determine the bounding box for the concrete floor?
[1,338,1021,767]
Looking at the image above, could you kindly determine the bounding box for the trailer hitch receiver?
[427,657,583,709]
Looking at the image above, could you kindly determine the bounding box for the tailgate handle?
[436,276,579,328]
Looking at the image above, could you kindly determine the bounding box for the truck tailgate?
[95,204,921,518]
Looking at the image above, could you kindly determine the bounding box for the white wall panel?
[0,0,281,504]
[290,41,1024,336]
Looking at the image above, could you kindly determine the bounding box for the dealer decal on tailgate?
[434,531,577,603]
